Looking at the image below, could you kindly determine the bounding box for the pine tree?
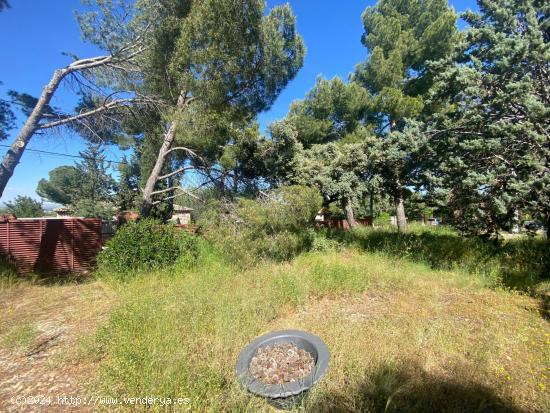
[75,143,116,203]
[354,0,458,231]
[5,196,43,218]
[284,77,375,227]
[426,0,550,237]
[79,0,305,216]
[116,153,140,211]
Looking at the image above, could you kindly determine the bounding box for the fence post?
[71,219,75,271]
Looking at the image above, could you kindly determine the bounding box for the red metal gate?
[0,218,102,274]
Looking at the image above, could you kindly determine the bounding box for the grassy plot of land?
[90,248,549,412]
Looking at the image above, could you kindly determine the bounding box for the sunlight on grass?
[88,249,549,412]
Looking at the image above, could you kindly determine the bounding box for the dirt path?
[0,282,114,412]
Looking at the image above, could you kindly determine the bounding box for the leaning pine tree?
[81,0,305,217]
[426,0,550,237]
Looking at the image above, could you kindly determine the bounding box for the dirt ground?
[0,282,114,413]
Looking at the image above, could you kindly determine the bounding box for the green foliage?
[91,248,550,412]
[374,211,391,226]
[72,199,115,220]
[79,0,305,208]
[289,77,371,148]
[203,185,322,266]
[335,227,549,289]
[115,153,140,211]
[293,141,374,210]
[425,0,550,237]
[351,0,458,232]
[37,143,116,214]
[0,93,14,140]
[74,143,117,203]
[37,166,85,205]
[355,0,458,110]
[5,195,44,218]
[98,219,198,278]
[310,229,342,253]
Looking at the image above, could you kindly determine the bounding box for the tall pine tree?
[426,0,549,237]
[354,0,458,231]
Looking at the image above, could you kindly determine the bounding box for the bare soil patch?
[0,281,114,412]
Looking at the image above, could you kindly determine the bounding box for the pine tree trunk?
[140,92,188,217]
[140,121,177,217]
[0,69,66,198]
[343,197,358,229]
[395,191,407,233]
[369,191,374,224]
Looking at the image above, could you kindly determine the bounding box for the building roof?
[53,206,73,212]
[173,205,194,212]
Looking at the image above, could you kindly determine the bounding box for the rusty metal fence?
[0,218,102,274]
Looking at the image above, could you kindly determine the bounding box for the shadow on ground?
[306,360,528,413]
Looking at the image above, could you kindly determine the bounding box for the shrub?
[374,211,391,226]
[202,185,322,266]
[310,228,342,252]
[97,219,198,277]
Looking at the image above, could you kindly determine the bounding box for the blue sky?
[0,0,478,205]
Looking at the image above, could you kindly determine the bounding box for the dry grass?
[273,283,549,412]
[0,280,116,412]
[92,250,549,412]
[0,249,548,412]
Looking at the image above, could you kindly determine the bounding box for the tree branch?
[152,188,202,205]
[158,166,195,180]
[37,98,134,129]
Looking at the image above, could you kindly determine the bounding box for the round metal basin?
[236,329,330,409]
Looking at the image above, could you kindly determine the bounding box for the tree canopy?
[5,195,43,218]
[425,0,550,236]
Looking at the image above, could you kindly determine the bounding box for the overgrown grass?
[328,225,549,291]
[2,225,548,412]
[90,247,549,412]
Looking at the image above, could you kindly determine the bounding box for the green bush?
[310,228,342,252]
[97,219,198,278]
[203,185,322,266]
[374,211,391,226]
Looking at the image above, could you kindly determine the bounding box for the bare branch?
[158,165,196,180]
[151,186,181,196]
[152,188,202,205]
[150,185,203,205]
[37,98,134,130]
[166,146,199,157]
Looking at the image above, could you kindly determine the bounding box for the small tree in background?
[37,142,117,218]
[5,195,44,218]
[37,166,86,206]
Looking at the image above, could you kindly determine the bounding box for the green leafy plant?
[97,219,198,278]
[203,185,322,266]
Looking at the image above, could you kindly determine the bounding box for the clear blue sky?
[0,0,478,205]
